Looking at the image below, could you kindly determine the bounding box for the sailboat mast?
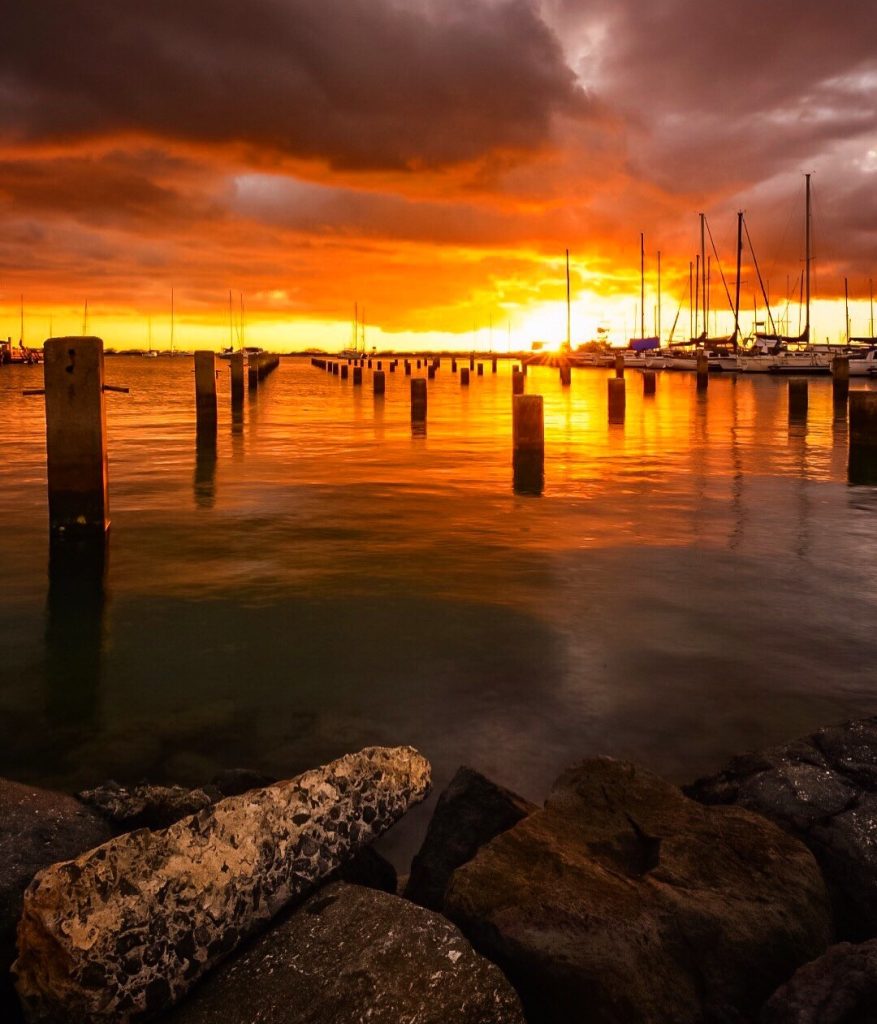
[871,278,875,338]
[639,233,645,342]
[845,277,850,344]
[733,211,743,349]
[804,172,811,339]
[361,308,366,352]
[689,261,693,341]
[20,294,24,345]
[229,290,233,349]
[700,213,707,340]
[657,250,662,342]
[170,288,175,354]
[82,299,88,336]
[353,302,358,352]
[694,255,700,338]
[565,249,571,349]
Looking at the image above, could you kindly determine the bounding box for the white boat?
[848,347,877,376]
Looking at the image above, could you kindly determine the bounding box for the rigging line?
[705,217,735,315]
[743,216,779,336]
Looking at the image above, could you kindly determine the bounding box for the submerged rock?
[762,940,877,1024]
[0,779,112,1018]
[77,781,215,831]
[687,716,877,938]
[209,768,277,798]
[404,766,535,911]
[166,882,525,1024]
[445,757,831,1024]
[13,746,431,1024]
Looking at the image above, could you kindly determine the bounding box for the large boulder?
[762,940,877,1023]
[13,746,431,1024]
[404,766,535,911]
[445,757,832,1024]
[687,717,877,938]
[166,882,525,1024]
[0,779,112,1019]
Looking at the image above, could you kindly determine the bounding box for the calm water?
[1,356,876,866]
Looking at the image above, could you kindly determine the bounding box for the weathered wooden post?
[405,361,412,376]
[353,367,363,386]
[411,379,427,423]
[427,365,436,380]
[389,361,396,373]
[492,357,498,374]
[230,352,244,408]
[373,370,386,396]
[451,358,458,373]
[194,351,217,434]
[416,359,421,369]
[696,352,709,391]
[521,362,528,376]
[615,352,625,378]
[43,337,110,536]
[788,379,808,420]
[332,362,339,376]
[608,377,626,423]
[850,392,877,447]
[832,355,850,404]
[377,360,382,370]
[559,363,571,387]
[469,356,475,370]
[512,370,525,395]
[367,359,373,368]
[512,395,544,496]
[643,370,657,396]
[460,367,470,386]
[248,354,259,391]
[340,364,349,380]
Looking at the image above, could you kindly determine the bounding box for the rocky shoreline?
[3,719,877,1022]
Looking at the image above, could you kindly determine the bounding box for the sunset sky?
[2,0,877,351]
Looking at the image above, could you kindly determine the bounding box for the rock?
[165,882,525,1024]
[13,746,431,1024]
[404,766,535,911]
[445,757,831,1024]
[686,716,877,938]
[334,845,397,894]
[210,768,277,798]
[0,779,112,1018]
[762,940,877,1023]
[77,781,215,831]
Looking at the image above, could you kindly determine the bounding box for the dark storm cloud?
[1,0,588,170]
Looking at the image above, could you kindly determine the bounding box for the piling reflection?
[194,428,217,508]
[45,535,107,733]
[848,445,877,486]
[513,450,544,496]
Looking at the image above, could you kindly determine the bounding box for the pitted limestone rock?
[13,746,431,1024]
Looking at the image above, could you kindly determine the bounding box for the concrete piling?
[411,379,427,423]
[643,370,656,396]
[850,392,877,447]
[512,370,525,395]
[608,377,626,423]
[43,337,110,536]
[374,370,386,396]
[230,352,244,407]
[696,352,709,391]
[788,379,809,420]
[615,352,625,378]
[461,368,470,386]
[194,351,218,433]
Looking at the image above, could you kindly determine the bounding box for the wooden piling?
[332,362,340,376]
[615,352,625,378]
[460,368,470,386]
[43,337,109,535]
[405,361,412,376]
[248,355,259,390]
[230,352,244,406]
[512,370,525,395]
[451,359,458,373]
[194,351,218,432]
[696,352,709,391]
[832,355,850,403]
[788,379,808,420]
[492,357,497,374]
[559,363,571,387]
[389,362,396,373]
[513,395,544,452]
[340,364,349,380]
[353,367,363,386]
[477,363,484,376]
[608,377,626,423]
[427,365,436,380]
[469,356,475,371]
[374,370,386,395]
[643,370,656,396]
[850,392,877,447]
[410,378,427,422]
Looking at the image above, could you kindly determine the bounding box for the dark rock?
[333,845,397,894]
[77,781,215,831]
[404,766,535,911]
[687,716,877,938]
[762,940,877,1023]
[0,778,112,1020]
[209,769,277,798]
[445,757,831,1024]
[165,882,525,1024]
[14,746,431,1024]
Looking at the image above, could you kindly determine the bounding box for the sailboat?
[627,233,660,359]
[338,302,367,359]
